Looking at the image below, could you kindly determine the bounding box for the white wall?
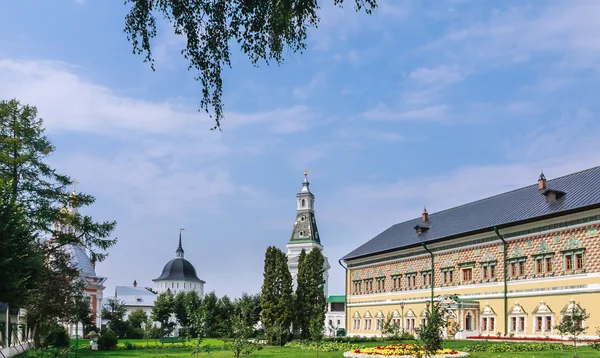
[154,280,204,296]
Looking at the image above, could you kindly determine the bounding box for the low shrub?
[44,324,70,348]
[285,340,364,352]
[464,342,563,353]
[98,328,118,350]
[129,327,144,339]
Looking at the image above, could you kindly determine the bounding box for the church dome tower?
[153,229,205,296]
[286,171,331,296]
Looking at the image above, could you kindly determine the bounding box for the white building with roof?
[153,230,205,296]
[113,282,157,319]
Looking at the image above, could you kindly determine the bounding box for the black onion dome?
[153,258,205,283]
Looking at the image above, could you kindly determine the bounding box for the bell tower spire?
[176,228,185,258]
[286,171,330,296]
[290,170,319,243]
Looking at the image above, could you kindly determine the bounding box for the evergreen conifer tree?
[260,246,293,345]
[304,248,326,340]
[294,249,310,338]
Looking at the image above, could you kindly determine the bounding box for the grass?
[17,338,600,357]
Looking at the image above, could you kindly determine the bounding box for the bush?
[98,328,118,350]
[399,332,416,340]
[44,324,70,348]
[129,327,144,339]
[464,342,563,353]
[285,340,364,352]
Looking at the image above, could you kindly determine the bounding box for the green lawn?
[17,339,600,357]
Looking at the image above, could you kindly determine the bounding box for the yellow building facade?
[341,168,600,339]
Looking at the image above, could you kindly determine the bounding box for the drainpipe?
[338,259,348,336]
[493,226,508,336]
[421,243,434,312]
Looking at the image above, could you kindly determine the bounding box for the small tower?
[286,171,331,296]
[176,230,185,258]
[153,229,205,296]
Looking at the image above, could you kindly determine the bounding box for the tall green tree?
[233,293,261,332]
[0,179,42,307]
[200,291,220,337]
[101,298,130,338]
[173,291,189,332]
[294,249,309,337]
[127,309,148,330]
[294,249,326,339]
[123,0,377,130]
[70,295,95,336]
[303,249,326,341]
[184,290,203,338]
[0,98,117,262]
[260,246,293,345]
[216,295,234,338]
[152,291,176,337]
[24,241,83,346]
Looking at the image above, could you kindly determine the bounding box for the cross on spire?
[176,228,185,258]
[72,178,79,194]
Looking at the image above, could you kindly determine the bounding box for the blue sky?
[1,0,600,299]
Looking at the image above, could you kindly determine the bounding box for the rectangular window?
[511,317,517,330]
[483,266,488,280]
[482,318,487,331]
[519,317,525,331]
[519,261,525,276]
[443,270,454,284]
[392,276,401,290]
[546,317,552,332]
[462,268,472,282]
[337,320,340,325]
[537,317,543,331]
[566,255,573,270]
[407,275,416,289]
[490,265,496,279]
[510,262,517,277]
[536,258,543,274]
[576,253,583,270]
[545,257,553,273]
[490,317,495,331]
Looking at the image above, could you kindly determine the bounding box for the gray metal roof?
[114,286,157,307]
[115,286,156,297]
[65,244,97,277]
[153,258,205,283]
[342,166,600,261]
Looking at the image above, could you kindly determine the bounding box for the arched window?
[465,312,473,331]
[301,199,306,207]
[300,230,305,236]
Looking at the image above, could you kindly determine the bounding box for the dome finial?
[300,170,311,193]
[176,228,185,258]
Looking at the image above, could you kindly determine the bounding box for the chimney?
[538,171,547,190]
[133,280,138,288]
[422,207,429,222]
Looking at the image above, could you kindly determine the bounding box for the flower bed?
[466,335,600,343]
[343,344,468,358]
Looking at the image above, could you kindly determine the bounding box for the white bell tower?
[286,171,330,297]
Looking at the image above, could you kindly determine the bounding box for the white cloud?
[0,58,314,136]
[409,66,463,86]
[362,104,449,122]
[292,73,326,100]
[427,1,600,69]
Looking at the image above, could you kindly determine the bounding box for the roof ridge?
[393,165,600,226]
